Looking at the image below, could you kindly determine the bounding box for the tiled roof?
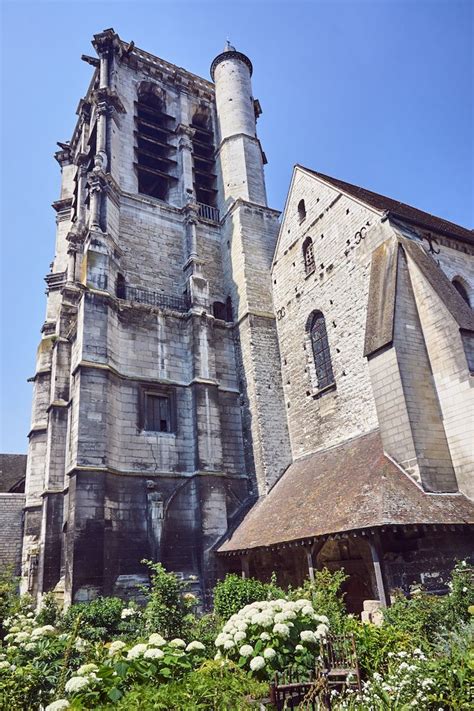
[302,167,474,245]
[0,454,27,493]
[217,431,474,554]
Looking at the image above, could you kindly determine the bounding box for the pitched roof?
[217,431,474,554]
[0,454,27,493]
[301,167,474,246]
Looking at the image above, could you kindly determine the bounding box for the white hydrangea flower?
[127,643,148,659]
[250,656,265,671]
[234,630,246,642]
[260,632,271,641]
[0,661,11,671]
[186,640,205,652]
[300,630,318,644]
[14,632,30,643]
[121,607,137,619]
[45,700,70,711]
[215,633,229,647]
[316,623,329,637]
[144,647,164,659]
[263,648,276,659]
[148,633,166,647]
[76,663,98,676]
[301,606,315,618]
[24,642,36,652]
[315,615,329,625]
[108,640,126,656]
[295,644,304,651]
[223,639,235,650]
[74,637,88,652]
[273,623,290,637]
[169,638,186,648]
[214,651,222,660]
[65,676,90,694]
[239,644,254,657]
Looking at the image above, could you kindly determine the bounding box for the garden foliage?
[0,561,472,709]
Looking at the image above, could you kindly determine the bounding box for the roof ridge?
[297,165,473,245]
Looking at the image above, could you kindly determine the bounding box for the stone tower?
[22,30,290,605]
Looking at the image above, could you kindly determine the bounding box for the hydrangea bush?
[214,598,329,677]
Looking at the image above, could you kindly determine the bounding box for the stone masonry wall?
[407,254,474,498]
[0,494,25,574]
[273,168,384,460]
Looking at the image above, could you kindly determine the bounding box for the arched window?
[298,199,306,222]
[452,277,471,307]
[309,311,334,389]
[303,237,315,275]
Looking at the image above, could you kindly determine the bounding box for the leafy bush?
[141,560,194,640]
[186,612,222,658]
[109,660,268,710]
[36,591,62,627]
[60,596,128,641]
[0,567,19,639]
[289,567,348,634]
[0,610,88,710]
[215,597,329,677]
[383,560,474,648]
[213,574,284,620]
[347,617,414,677]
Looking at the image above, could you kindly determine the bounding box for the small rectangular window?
[139,387,176,433]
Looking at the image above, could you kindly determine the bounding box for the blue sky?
[1,0,472,453]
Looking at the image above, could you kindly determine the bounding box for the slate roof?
[302,168,474,246]
[217,431,474,554]
[0,454,27,493]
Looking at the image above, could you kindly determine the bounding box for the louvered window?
[135,89,177,200]
[191,113,217,208]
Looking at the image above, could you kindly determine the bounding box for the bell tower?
[212,44,291,495]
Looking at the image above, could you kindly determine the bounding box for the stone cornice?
[66,464,248,480]
[71,358,240,394]
[210,49,253,81]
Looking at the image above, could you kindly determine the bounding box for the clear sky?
[0,0,472,453]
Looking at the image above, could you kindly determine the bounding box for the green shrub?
[442,560,474,627]
[60,596,126,641]
[383,588,444,645]
[289,567,348,634]
[346,617,414,677]
[0,567,19,638]
[36,592,61,627]
[141,560,192,640]
[107,660,268,710]
[213,574,284,620]
[186,612,222,657]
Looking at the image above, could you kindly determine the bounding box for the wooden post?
[368,535,388,608]
[241,554,250,579]
[305,546,315,582]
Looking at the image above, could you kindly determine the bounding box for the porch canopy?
[217,430,474,557]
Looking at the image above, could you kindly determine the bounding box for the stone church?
[9,29,473,610]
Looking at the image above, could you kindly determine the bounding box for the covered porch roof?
[217,430,474,556]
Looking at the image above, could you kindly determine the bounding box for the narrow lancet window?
[298,199,306,222]
[191,112,217,208]
[135,86,177,201]
[303,237,315,275]
[452,277,471,307]
[309,311,335,390]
